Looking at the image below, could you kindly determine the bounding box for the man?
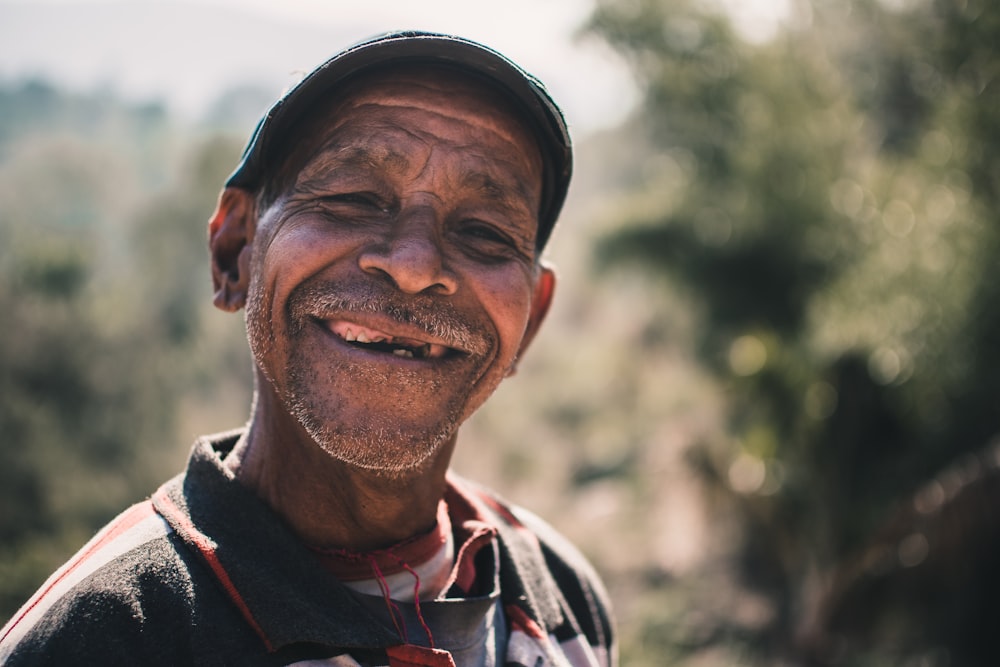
[0,31,615,667]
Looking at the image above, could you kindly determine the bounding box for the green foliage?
[586,0,1000,663]
[0,84,250,617]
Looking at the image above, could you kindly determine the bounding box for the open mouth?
[326,321,452,360]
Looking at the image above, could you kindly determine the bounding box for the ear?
[510,264,556,374]
[209,188,257,312]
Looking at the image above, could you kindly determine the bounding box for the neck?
[225,380,456,552]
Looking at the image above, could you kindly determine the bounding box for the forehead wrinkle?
[331,99,537,181]
[327,136,413,175]
[445,141,539,217]
[337,143,411,172]
[459,168,535,219]
[292,135,414,193]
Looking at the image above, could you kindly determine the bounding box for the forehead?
[281,65,544,189]
[334,64,538,136]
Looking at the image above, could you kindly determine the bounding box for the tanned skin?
[206,67,556,552]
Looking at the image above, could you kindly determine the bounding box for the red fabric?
[307,503,454,647]
[310,500,451,581]
[446,524,494,594]
[0,501,157,645]
[309,479,503,598]
[505,604,548,640]
[471,491,525,529]
[386,644,457,667]
[153,489,275,652]
[441,479,499,595]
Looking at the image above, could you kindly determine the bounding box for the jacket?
[1,431,616,666]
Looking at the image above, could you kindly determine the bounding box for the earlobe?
[209,187,257,312]
[509,265,556,376]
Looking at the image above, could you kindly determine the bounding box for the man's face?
[243,67,548,473]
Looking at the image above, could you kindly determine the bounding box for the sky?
[0,0,791,137]
[0,0,638,135]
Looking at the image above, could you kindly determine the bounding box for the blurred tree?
[0,85,248,617]
[587,0,1000,663]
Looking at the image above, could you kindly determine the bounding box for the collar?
[446,474,566,632]
[151,430,566,653]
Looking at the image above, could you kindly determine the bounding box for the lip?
[309,313,469,362]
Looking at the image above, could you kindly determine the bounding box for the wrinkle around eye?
[453,221,535,264]
[317,192,392,212]
[261,196,387,240]
[311,199,394,230]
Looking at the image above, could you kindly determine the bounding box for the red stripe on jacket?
[152,488,275,653]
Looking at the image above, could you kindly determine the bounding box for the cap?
[226,30,572,250]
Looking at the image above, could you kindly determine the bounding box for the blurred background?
[2,0,999,664]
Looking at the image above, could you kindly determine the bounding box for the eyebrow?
[458,168,535,218]
[308,142,411,178]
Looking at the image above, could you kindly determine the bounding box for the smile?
[324,319,452,360]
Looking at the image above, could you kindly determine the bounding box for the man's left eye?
[461,223,513,246]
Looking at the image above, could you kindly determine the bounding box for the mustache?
[287,277,492,355]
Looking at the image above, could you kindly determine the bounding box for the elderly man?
[0,31,615,667]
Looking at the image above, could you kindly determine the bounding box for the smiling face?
[238,66,553,473]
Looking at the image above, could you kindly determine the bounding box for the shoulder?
[0,499,197,665]
[451,476,608,595]
[448,476,617,663]
[509,498,617,658]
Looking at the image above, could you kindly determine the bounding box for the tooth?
[356,331,370,344]
[344,328,356,342]
[393,349,414,358]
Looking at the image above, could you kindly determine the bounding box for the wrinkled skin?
[206,67,556,550]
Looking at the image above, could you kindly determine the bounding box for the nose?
[358,209,458,295]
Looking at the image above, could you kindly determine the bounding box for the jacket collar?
[153,431,566,653]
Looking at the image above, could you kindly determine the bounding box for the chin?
[310,421,453,476]
[285,387,460,475]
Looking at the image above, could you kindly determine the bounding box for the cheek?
[475,269,536,357]
[261,226,324,297]
[245,224,330,362]
[244,273,278,386]
[456,273,534,422]
[257,220,364,316]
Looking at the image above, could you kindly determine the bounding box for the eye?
[455,219,534,262]
[462,222,513,245]
[320,192,387,211]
